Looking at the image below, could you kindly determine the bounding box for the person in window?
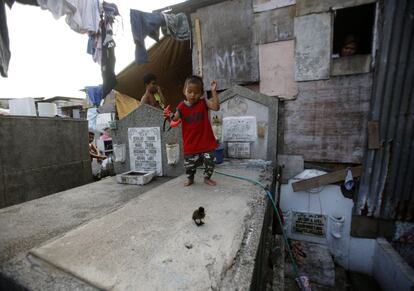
[141,73,166,110]
[340,34,359,57]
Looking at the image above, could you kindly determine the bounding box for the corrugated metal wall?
[357,0,414,220]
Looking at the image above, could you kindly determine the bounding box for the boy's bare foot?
[184,179,194,186]
[204,178,217,186]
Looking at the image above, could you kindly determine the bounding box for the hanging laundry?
[130,9,164,64]
[344,167,354,190]
[87,107,98,131]
[102,1,119,19]
[6,1,38,5]
[87,2,119,65]
[36,0,75,19]
[1,1,38,78]
[86,85,103,106]
[86,33,102,65]
[100,16,116,99]
[0,0,11,77]
[161,13,190,41]
[37,0,100,34]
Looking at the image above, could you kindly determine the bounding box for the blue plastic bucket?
[215,144,224,164]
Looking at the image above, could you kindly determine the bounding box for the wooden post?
[367,121,380,149]
[194,18,203,77]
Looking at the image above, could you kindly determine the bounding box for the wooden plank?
[194,18,203,77]
[292,166,362,192]
[191,0,258,89]
[253,0,296,13]
[367,120,380,149]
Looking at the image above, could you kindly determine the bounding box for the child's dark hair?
[143,73,157,85]
[184,75,204,92]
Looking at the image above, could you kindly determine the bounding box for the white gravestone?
[222,116,257,142]
[128,127,162,176]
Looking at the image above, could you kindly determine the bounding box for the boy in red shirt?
[165,76,220,186]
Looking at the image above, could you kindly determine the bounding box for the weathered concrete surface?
[296,0,376,16]
[331,54,372,76]
[253,0,296,13]
[294,13,331,81]
[254,5,295,43]
[282,74,372,163]
[0,116,92,209]
[1,161,271,290]
[277,154,304,184]
[259,40,298,99]
[191,0,259,90]
[0,177,170,264]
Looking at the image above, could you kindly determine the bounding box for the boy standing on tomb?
[164,76,220,186]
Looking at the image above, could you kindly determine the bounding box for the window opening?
[332,3,376,58]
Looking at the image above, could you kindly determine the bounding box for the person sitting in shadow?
[340,34,359,57]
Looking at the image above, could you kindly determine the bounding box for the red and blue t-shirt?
[177,98,217,156]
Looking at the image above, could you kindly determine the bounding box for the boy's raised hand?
[210,80,217,92]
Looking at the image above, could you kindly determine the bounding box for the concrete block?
[38,103,57,117]
[116,171,155,185]
[348,237,375,274]
[0,116,91,208]
[9,98,36,116]
[294,13,331,81]
[254,5,295,44]
[296,0,376,16]
[3,162,92,208]
[277,154,304,183]
[373,238,414,291]
[331,54,372,76]
[259,40,298,99]
[28,163,268,290]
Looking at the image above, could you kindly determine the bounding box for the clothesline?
[0,0,191,104]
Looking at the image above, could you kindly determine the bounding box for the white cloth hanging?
[37,0,101,33]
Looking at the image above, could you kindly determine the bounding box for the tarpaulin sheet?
[115,37,192,111]
[115,90,140,120]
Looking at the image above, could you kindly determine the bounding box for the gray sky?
[0,0,184,99]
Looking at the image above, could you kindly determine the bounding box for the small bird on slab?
[192,207,205,226]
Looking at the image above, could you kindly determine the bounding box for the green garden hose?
[213,169,305,290]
